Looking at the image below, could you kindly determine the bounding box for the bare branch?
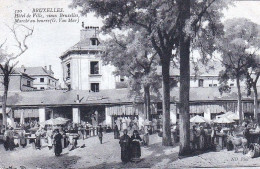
[8,23,34,61]
[0,39,7,49]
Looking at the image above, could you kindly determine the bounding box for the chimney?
[80,26,99,42]
[49,65,52,71]
[21,65,26,72]
[44,66,47,70]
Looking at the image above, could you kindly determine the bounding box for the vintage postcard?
[0,0,260,168]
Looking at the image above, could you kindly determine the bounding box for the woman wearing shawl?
[130,130,142,162]
[53,129,63,156]
[119,129,131,163]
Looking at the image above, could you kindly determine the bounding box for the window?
[230,83,234,87]
[198,79,204,87]
[40,87,45,90]
[120,76,125,82]
[27,80,31,87]
[49,79,51,84]
[209,84,212,87]
[91,83,99,92]
[91,39,97,45]
[66,63,71,79]
[213,84,217,87]
[40,78,44,82]
[91,38,99,46]
[90,61,99,74]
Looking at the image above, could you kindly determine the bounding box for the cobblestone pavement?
[0,133,260,168]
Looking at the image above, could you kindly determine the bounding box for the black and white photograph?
[0,0,260,168]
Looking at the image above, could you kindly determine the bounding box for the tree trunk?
[2,78,8,128]
[236,77,243,124]
[253,84,258,122]
[144,85,151,121]
[178,0,191,156]
[161,58,173,146]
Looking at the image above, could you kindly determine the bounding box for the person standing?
[190,125,198,150]
[8,127,15,151]
[53,129,63,156]
[114,123,120,139]
[35,129,42,150]
[143,126,149,146]
[243,124,250,148]
[3,127,10,151]
[46,127,53,150]
[98,125,103,144]
[130,130,142,162]
[211,126,216,145]
[199,126,206,151]
[19,128,27,148]
[119,129,131,163]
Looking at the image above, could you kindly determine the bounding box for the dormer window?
[91,38,99,46]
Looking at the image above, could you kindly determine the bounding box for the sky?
[0,0,260,86]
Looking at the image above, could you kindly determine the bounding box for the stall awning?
[106,104,143,116]
[14,109,39,118]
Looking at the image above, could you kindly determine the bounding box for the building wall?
[32,76,58,90]
[20,76,34,91]
[174,76,259,88]
[0,75,34,91]
[62,54,117,90]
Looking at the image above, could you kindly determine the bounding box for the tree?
[0,24,33,127]
[216,18,260,124]
[246,56,260,121]
[101,31,161,120]
[71,0,231,150]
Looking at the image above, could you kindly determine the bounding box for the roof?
[1,87,259,107]
[0,69,34,80]
[60,41,104,59]
[15,67,57,80]
[170,87,259,103]
[157,60,224,77]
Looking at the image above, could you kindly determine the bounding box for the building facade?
[60,26,121,91]
[0,70,34,92]
[16,66,59,90]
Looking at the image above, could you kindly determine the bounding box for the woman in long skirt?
[35,129,42,150]
[119,129,131,163]
[8,128,15,151]
[143,126,149,146]
[98,125,103,144]
[130,130,142,162]
[199,126,206,150]
[46,128,53,150]
[3,128,10,151]
[20,129,27,148]
[114,123,120,139]
[53,129,63,156]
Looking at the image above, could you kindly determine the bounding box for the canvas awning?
[106,104,142,116]
[14,109,39,118]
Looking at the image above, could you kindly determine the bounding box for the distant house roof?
[15,67,58,80]
[1,87,259,107]
[157,60,224,77]
[0,69,34,80]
